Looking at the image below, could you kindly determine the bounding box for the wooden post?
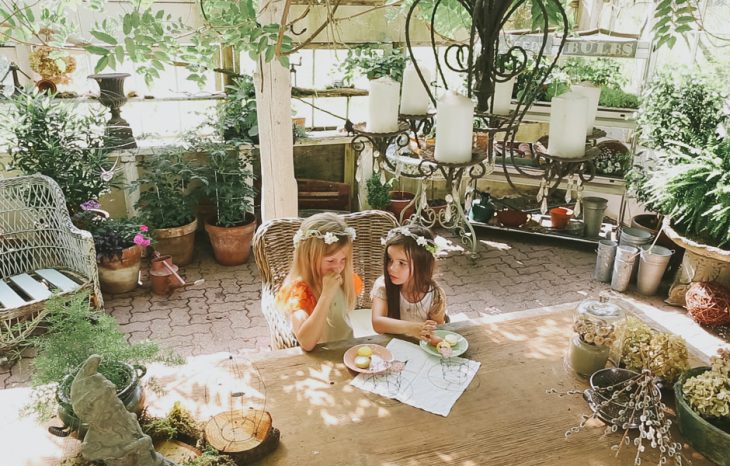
[255,0,298,222]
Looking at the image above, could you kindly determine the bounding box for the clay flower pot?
[205,214,257,266]
[389,191,415,222]
[97,245,142,294]
[550,207,573,230]
[153,218,198,266]
[496,209,528,228]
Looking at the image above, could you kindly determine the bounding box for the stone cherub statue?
[70,355,177,466]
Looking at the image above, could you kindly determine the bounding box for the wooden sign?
[560,38,638,58]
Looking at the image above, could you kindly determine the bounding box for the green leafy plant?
[132,150,205,230]
[0,90,116,214]
[340,45,407,84]
[218,76,259,145]
[366,174,393,210]
[199,142,256,228]
[561,57,626,89]
[23,293,176,420]
[644,140,730,248]
[598,87,639,109]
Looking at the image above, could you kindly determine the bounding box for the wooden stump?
[204,410,280,465]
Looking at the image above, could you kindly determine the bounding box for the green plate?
[419,330,468,358]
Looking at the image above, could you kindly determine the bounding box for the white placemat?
[350,338,480,416]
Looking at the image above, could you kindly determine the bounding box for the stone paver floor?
[2,227,728,389]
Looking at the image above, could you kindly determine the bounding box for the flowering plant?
[74,203,152,261]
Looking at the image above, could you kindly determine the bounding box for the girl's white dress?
[370,276,435,322]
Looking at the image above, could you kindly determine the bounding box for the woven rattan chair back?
[253,210,398,349]
[0,175,101,355]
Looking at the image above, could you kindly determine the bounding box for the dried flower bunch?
[621,317,689,384]
[682,349,730,420]
[573,316,617,347]
[565,370,684,466]
[30,46,77,83]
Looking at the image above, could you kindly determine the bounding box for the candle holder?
[398,111,436,149]
[350,121,410,174]
[384,146,492,259]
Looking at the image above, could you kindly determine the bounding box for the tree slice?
[204,410,279,464]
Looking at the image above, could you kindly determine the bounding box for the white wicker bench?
[0,175,102,355]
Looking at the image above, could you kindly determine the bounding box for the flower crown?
[381,226,442,256]
[293,227,357,247]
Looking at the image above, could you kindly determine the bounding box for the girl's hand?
[417,320,438,341]
[321,272,343,299]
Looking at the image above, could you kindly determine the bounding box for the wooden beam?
[255,0,299,222]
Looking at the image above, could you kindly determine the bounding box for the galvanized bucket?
[619,228,652,281]
[611,245,638,292]
[582,197,608,238]
[637,245,674,296]
[593,239,617,282]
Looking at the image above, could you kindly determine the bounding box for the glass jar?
[566,295,626,378]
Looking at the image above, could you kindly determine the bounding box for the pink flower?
[140,225,149,232]
[133,234,151,248]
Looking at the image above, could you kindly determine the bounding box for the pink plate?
[343,344,394,374]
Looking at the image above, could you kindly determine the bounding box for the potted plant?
[366,173,392,211]
[29,45,77,92]
[674,349,730,465]
[0,90,116,215]
[132,150,204,266]
[23,293,171,437]
[74,205,152,293]
[200,143,257,266]
[340,45,407,84]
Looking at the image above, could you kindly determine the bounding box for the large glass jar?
[566,295,626,378]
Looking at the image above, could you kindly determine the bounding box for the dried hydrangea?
[29,46,77,83]
[710,348,730,377]
[683,370,730,419]
[646,333,689,384]
[621,317,653,372]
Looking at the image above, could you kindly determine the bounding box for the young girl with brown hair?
[275,213,362,351]
[371,224,446,341]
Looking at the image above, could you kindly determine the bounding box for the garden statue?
[70,355,177,466]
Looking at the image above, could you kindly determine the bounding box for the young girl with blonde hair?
[371,224,446,341]
[275,212,362,351]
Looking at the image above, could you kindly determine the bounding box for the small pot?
[497,209,528,228]
[389,191,415,223]
[550,207,573,230]
[205,214,257,266]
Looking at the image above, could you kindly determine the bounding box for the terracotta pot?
[389,191,415,223]
[97,245,141,294]
[630,214,677,251]
[497,209,528,228]
[550,207,573,229]
[153,218,198,266]
[205,215,257,266]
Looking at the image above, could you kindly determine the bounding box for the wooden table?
[145,305,715,466]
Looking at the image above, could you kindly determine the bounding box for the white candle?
[548,91,589,158]
[400,62,432,115]
[492,77,515,115]
[367,77,400,133]
[435,91,474,164]
[571,83,601,135]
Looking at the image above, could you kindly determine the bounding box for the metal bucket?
[637,245,674,296]
[619,228,652,281]
[582,197,608,238]
[611,245,638,292]
[593,239,617,282]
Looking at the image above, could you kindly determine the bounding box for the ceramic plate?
[343,344,393,374]
[420,330,468,358]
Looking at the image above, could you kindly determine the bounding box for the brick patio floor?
[2,227,728,389]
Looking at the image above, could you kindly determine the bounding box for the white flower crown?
[380,226,444,256]
[293,226,357,247]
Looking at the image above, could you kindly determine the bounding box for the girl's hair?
[383,224,437,319]
[286,212,356,309]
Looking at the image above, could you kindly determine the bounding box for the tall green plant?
[341,46,407,84]
[0,90,116,214]
[132,150,205,230]
[199,143,256,228]
[218,76,259,145]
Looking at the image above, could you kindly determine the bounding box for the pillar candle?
[400,62,432,115]
[548,91,589,158]
[435,91,474,164]
[571,83,601,135]
[492,77,516,115]
[367,77,400,133]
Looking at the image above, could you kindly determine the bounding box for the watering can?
[471,191,496,223]
[149,253,204,295]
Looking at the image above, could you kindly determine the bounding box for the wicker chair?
[253,210,398,349]
[0,175,102,355]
